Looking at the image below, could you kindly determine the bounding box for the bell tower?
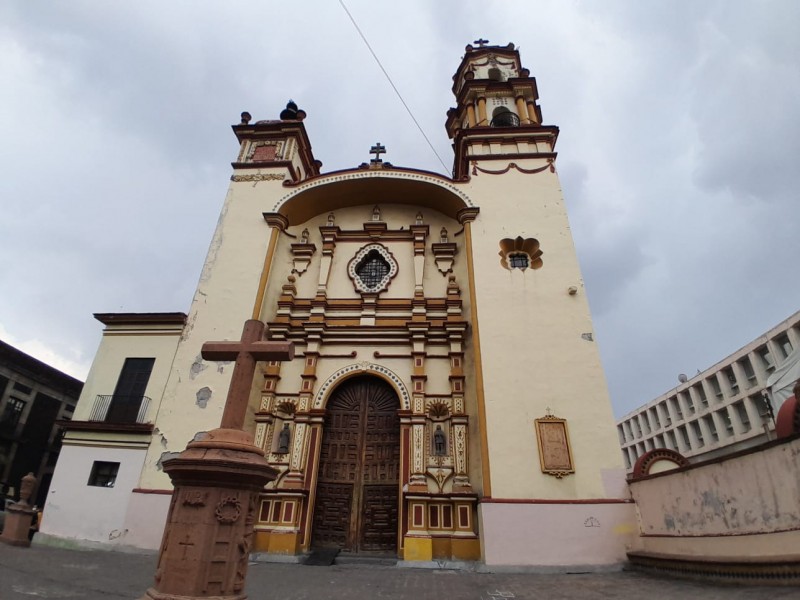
[445,41,552,179]
[450,41,633,567]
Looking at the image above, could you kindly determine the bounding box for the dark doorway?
[311,376,400,554]
[106,358,154,423]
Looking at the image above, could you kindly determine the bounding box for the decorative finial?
[370,142,386,164]
[415,212,423,225]
[280,100,305,120]
[440,227,449,243]
[240,111,251,125]
[300,228,309,243]
[327,212,335,225]
[372,206,381,221]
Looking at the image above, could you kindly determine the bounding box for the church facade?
[40,43,634,566]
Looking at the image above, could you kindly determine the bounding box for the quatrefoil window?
[499,237,543,271]
[348,243,398,294]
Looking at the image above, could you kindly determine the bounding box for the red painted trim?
[132,488,173,495]
[481,498,633,504]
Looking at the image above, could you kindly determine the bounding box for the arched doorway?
[311,375,400,554]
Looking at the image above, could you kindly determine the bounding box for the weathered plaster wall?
[479,501,636,567]
[74,330,181,423]
[457,164,626,500]
[40,445,146,544]
[629,436,800,559]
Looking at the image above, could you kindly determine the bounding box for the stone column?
[140,430,277,600]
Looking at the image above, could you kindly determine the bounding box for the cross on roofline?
[473,38,489,47]
[370,142,386,163]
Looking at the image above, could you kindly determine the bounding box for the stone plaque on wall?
[534,415,574,478]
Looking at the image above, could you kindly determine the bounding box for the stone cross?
[201,319,293,431]
[370,142,386,164]
[473,38,489,47]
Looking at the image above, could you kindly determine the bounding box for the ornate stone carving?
[534,414,574,478]
[230,173,285,182]
[215,496,242,524]
[347,243,398,294]
[499,236,543,271]
[314,363,410,410]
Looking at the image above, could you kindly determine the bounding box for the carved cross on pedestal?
[370,142,386,164]
[201,320,294,431]
[473,38,489,47]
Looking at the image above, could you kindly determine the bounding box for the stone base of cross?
[140,320,293,600]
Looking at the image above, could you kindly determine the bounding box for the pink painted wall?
[120,491,171,550]
[479,502,635,567]
[629,436,800,559]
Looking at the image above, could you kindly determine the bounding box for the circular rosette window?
[499,236,543,271]
[348,243,398,294]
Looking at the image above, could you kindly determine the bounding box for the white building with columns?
[617,309,800,468]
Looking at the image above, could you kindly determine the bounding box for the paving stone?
[0,544,798,600]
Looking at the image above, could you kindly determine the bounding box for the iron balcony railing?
[89,394,151,424]
[490,111,520,128]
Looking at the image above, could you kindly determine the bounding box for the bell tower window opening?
[491,107,520,128]
[508,253,529,270]
[488,67,503,81]
[356,251,390,290]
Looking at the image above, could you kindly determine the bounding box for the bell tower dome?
[445,41,555,179]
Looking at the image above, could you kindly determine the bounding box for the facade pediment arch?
[272,169,474,226]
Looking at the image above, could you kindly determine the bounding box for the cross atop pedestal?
[370,142,386,164]
[201,319,293,431]
[473,38,489,48]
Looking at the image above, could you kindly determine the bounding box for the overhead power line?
[338,0,451,174]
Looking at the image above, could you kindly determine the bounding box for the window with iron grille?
[355,250,390,290]
[508,253,529,269]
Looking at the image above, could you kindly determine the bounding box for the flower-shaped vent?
[499,236,543,271]
[348,243,398,294]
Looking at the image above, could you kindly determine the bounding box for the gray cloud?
[0,1,798,419]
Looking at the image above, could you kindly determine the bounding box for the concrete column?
[786,326,800,349]
[477,97,487,125]
[731,361,750,395]
[526,100,538,124]
[685,421,701,451]
[466,104,476,128]
[515,96,529,124]
[749,350,769,386]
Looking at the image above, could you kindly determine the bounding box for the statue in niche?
[300,228,309,243]
[277,423,291,454]
[440,227,449,243]
[372,205,381,221]
[416,212,423,225]
[327,212,335,225]
[434,425,447,456]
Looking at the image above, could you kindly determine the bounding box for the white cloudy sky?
[1,1,798,417]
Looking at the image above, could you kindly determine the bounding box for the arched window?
[491,106,520,128]
[488,67,503,81]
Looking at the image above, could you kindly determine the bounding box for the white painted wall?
[40,445,146,545]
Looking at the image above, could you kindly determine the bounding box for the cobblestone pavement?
[1,544,798,600]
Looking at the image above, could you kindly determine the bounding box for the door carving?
[311,376,400,553]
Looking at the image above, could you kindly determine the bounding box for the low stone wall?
[628,435,800,567]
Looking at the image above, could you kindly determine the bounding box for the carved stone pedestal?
[0,503,36,547]
[0,472,37,548]
[140,428,277,600]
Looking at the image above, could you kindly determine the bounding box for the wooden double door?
[311,376,400,553]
